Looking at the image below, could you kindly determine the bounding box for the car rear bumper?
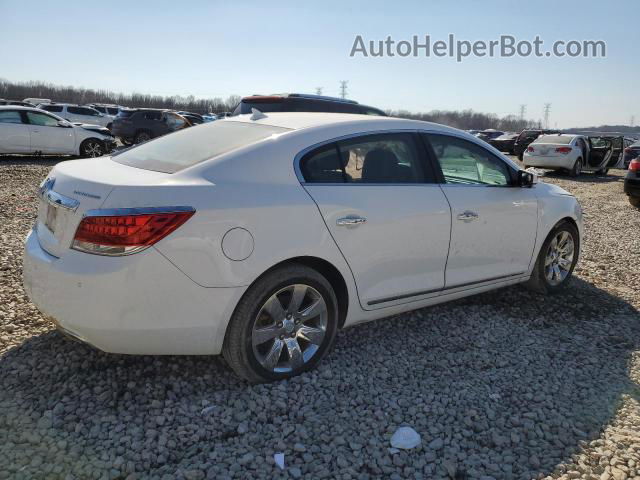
[624,176,640,197]
[523,154,573,169]
[22,229,245,355]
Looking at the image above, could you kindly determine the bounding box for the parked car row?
[0,106,116,157]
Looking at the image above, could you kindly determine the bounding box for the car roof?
[0,105,45,111]
[221,111,471,136]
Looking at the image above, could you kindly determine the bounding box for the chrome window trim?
[82,205,195,218]
[293,128,520,186]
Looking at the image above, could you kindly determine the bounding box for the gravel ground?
[0,157,639,480]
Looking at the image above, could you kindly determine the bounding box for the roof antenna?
[250,108,268,121]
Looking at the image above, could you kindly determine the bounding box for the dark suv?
[513,129,561,159]
[231,93,386,116]
[111,109,192,145]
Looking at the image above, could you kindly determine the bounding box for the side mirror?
[517,169,538,187]
[57,120,72,128]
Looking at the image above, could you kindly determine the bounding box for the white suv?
[86,104,122,127]
[37,103,111,128]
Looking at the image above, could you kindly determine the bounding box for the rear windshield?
[534,135,574,144]
[112,121,291,173]
[233,101,285,115]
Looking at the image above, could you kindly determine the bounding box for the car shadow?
[536,170,626,184]
[0,278,638,479]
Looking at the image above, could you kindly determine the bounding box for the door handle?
[457,210,479,222]
[336,215,367,227]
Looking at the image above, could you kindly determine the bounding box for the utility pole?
[631,115,635,127]
[519,104,526,121]
[543,103,551,129]
[339,80,348,99]
[315,87,323,96]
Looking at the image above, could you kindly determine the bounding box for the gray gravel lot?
[0,157,639,480]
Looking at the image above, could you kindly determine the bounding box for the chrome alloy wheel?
[252,284,328,373]
[84,141,104,158]
[544,230,575,286]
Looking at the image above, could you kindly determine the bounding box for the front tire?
[525,221,579,294]
[79,139,105,158]
[569,157,583,177]
[223,265,339,383]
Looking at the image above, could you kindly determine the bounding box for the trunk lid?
[528,143,574,158]
[35,157,171,258]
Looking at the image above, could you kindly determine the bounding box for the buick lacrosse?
[23,113,583,382]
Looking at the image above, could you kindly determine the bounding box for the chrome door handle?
[336,215,367,227]
[457,210,479,222]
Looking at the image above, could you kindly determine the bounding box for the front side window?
[338,133,425,183]
[26,111,60,127]
[424,134,511,186]
[0,110,24,124]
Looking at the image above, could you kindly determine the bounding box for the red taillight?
[555,147,572,154]
[72,209,194,255]
[527,146,534,153]
[630,159,640,172]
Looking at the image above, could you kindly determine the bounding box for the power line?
[339,80,348,99]
[543,103,551,129]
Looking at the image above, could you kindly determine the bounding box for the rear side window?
[41,105,63,113]
[68,106,99,116]
[0,110,24,124]
[113,121,291,173]
[300,133,429,184]
[143,111,162,120]
[300,144,345,183]
[93,106,106,113]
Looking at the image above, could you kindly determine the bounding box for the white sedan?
[23,113,583,382]
[523,133,616,176]
[0,106,116,157]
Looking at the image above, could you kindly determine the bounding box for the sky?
[0,0,638,128]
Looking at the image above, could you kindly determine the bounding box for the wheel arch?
[236,255,350,329]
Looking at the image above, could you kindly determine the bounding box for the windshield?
[112,121,291,173]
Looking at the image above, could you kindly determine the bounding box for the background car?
[0,99,35,107]
[23,113,582,383]
[0,106,115,157]
[177,111,204,124]
[111,108,192,145]
[624,157,640,207]
[86,103,122,127]
[488,132,519,154]
[513,129,561,159]
[523,134,615,176]
[231,93,387,116]
[623,140,640,169]
[37,103,111,128]
[475,129,504,142]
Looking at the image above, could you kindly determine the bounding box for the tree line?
[1,78,540,130]
[0,79,241,115]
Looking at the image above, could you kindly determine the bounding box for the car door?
[0,109,31,153]
[25,110,75,154]
[300,132,452,309]
[422,133,538,288]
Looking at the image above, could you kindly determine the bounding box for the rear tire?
[569,157,583,177]
[525,220,579,294]
[223,264,339,383]
[134,130,152,144]
[629,196,640,208]
[595,168,609,175]
[79,139,105,158]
